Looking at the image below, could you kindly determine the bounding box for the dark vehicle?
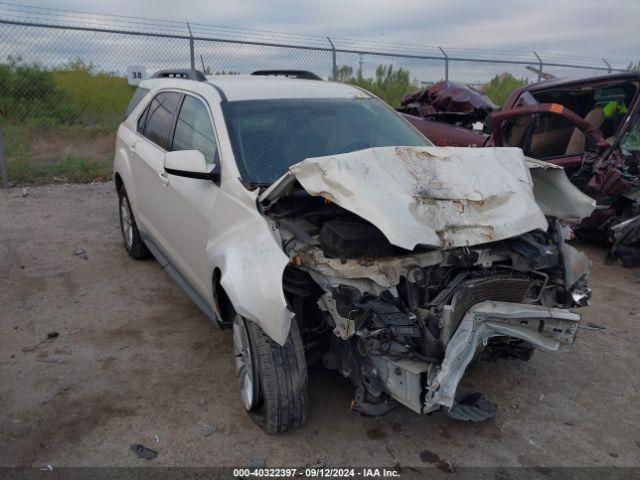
[399,81,497,130]
[403,73,640,267]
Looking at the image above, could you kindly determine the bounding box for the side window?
[137,103,150,132]
[141,92,182,150]
[172,95,218,165]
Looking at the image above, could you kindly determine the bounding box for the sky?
[1,0,637,83]
[28,0,639,62]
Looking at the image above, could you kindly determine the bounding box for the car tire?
[233,314,309,433]
[118,186,150,260]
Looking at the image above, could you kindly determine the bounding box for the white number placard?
[127,65,147,85]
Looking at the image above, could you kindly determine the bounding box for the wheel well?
[213,268,235,325]
[114,172,124,193]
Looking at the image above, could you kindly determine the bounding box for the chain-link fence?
[0,2,635,187]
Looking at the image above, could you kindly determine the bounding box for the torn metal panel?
[525,157,596,223]
[424,301,581,411]
[560,242,591,290]
[265,146,548,250]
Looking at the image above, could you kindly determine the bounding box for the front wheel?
[233,314,309,433]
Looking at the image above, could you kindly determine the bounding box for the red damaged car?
[402,74,640,267]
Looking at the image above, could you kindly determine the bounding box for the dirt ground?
[1,182,639,470]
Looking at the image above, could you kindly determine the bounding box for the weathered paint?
[264,146,548,250]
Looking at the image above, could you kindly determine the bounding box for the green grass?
[1,58,127,185]
[3,121,116,185]
[8,154,112,185]
[1,57,533,186]
[52,65,133,129]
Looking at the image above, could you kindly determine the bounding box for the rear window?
[125,87,150,118]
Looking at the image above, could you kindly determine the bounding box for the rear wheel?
[118,186,150,260]
[233,314,309,433]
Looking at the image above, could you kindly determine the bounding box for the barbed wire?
[0,1,633,67]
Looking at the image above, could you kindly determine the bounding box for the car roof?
[524,71,640,92]
[141,75,371,102]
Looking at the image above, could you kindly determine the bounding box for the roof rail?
[152,69,207,81]
[251,70,322,80]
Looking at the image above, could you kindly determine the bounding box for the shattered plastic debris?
[248,457,266,469]
[445,392,497,422]
[73,248,88,260]
[130,444,158,460]
[587,322,607,330]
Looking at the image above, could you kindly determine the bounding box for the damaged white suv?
[114,69,593,433]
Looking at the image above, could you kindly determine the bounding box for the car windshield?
[222,98,432,185]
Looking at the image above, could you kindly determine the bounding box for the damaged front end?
[398,80,498,130]
[261,146,591,420]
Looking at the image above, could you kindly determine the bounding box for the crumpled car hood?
[400,80,498,117]
[261,146,550,250]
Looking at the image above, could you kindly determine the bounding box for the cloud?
[39,0,637,61]
[4,0,637,79]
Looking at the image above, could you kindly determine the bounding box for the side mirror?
[164,150,218,181]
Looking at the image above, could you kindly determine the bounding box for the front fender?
[113,126,140,218]
[207,187,293,345]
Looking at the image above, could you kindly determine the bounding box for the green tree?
[334,65,354,82]
[482,73,527,106]
[334,64,417,107]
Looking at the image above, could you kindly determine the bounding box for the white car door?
[156,93,221,299]
[130,91,183,254]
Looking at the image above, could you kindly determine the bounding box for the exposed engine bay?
[260,146,591,421]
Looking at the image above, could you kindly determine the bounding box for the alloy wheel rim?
[120,197,134,249]
[232,316,257,411]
